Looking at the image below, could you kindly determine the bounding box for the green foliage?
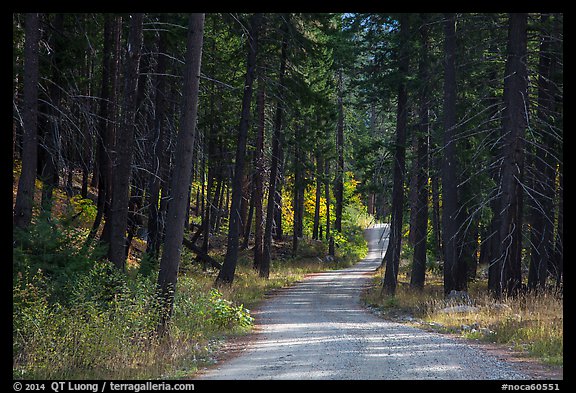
[13,212,107,302]
[172,279,253,333]
[205,288,254,329]
[12,216,254,379]
[68,195,98,227]
[13,261,162,379]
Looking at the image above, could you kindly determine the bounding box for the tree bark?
[216,13,261,285]
[145,21,169,261]
[157,13,205,328]
[495,13,528,298]
[87,15,122,243]
[527,13,556,291]
[39,14,64,215]
[253,70,265,272]
[292,123,304,255]
[312,149,322,240]
[108,13,144,271]
[262,16,288,278]
[334,69,344,233]
[410,16,430,290]
[441,13,465,295]
[382,13,409,296]
[14,12,40,229]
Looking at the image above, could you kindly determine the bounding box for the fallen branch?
[182,238,222,270]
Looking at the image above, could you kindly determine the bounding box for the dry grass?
[363,268,563,366]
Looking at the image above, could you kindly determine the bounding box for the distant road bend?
[198,223,529,380]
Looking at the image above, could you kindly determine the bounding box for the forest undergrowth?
[12,166,369,380]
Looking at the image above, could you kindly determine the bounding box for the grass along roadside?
[362,269,563,368]
[13,217,368,380]
[13,161,371,380]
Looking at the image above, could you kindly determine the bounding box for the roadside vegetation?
[363,247,563,368]
[12,164,369,380]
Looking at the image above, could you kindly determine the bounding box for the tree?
[38,14,65,215]
[14,13,40,230]
[261,14,290,278]
[107,13,144,271]
[216,13,261,285]
[410,14,430,290]
[527,13,559,291]
[157,13,205,328]
[494,13,528,298]
[441,13,466,295]
[334,69,344,233]
[145,16,170,262]
[382,14,409,296]
[87,15,122,246]
[252,60,266,273]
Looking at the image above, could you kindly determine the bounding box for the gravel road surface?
[198,223,530,380]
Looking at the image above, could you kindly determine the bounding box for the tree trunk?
[262,16,288,279]
[216,13,261,286]
[292,124,304,256]
[313,150,322,240]
[39,14,64,216]
[441,13,465,295]
[430,157,442,259]
[325,129,334,256]
[14,12,40,229]
[495,13,528,298]
[334,69,344,233]
[145,22,169,261]
[157,13,205,328]
[410,16,429,290]
[382,14,408,296]
[527,13,556,291]
[98,16,122,246]
[253,70,265,271]
[107,13,144,271]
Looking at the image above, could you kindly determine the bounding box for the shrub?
[13,260,163,379]
[13,212,106,302]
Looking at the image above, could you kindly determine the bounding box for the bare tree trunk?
[528,13,557,291]
[410,15,429,290]
[495,13,528,298]
[216,13,261,286]
[262,15,288,278]
[325,132,334,257]
[157,13,205,328]
[39,14,64,215]
[14,12,40,229]
[108,13,144,271]
[98,16,122,246]
[313,149,322,240]
[145,22,169,261]
[441,13,465,295]
[334,69,344,233]
[292,124,303,256]
[253,72,265,272]
[382,14,408,296]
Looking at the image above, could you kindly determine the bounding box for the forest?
[13,13,562,379]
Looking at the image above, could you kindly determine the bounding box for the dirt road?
[197,224,530,380]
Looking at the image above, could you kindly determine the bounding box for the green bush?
[12,203,255,379]
[205,288,254,329]
[13,212,106,302]
[13,260,163,379]
[172,279,253,335]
